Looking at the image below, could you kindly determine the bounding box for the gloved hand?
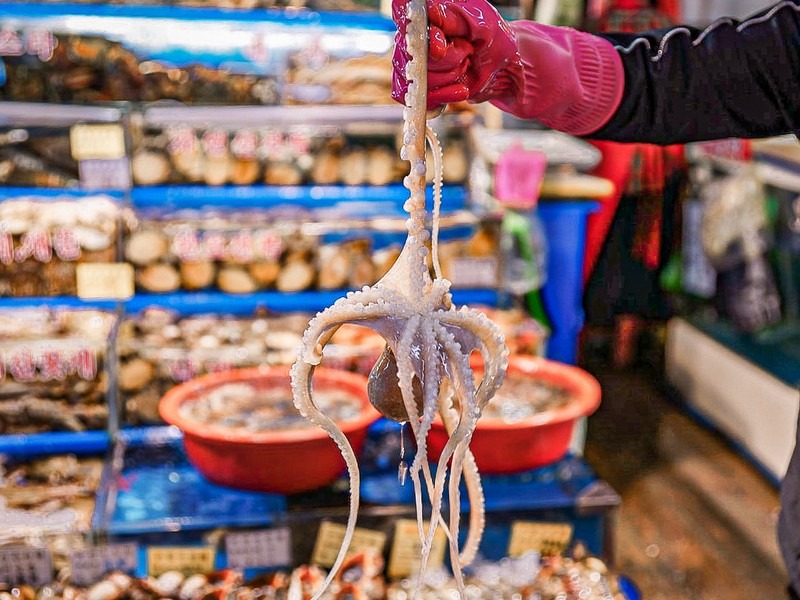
[391,0,625,136]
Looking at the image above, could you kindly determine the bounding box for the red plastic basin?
[159,366,381,494]
[427,355,601,474]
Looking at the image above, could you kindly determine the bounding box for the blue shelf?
[0,296,121,310]
[124,289,500,315]
[108,432,287,535]
[0,2,393,31]
[0,430,111,457]
[130,184,468,213]
[0,289,499,315]
[0,187,126,200]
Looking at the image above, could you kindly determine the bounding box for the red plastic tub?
[159,366,381,494]
[427,355,601,474]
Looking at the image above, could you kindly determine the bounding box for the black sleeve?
[590,1,800,145]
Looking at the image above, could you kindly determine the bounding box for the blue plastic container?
[538,201,598,365]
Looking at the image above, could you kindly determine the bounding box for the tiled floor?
[583,366,788,600]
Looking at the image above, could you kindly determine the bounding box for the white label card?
[225,528,292,569]
[69,544,139,586]
[0,546,53,586]
[387,519,447,580]
[310,522,387,569]
[508,521,573,558]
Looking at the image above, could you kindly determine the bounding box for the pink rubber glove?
[392,0,521,110]
[391,0,625,136]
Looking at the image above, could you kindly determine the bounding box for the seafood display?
[0,196,125,297]
[0,33,279,106]
[124,209,496,295]
[479,375,570,423]
[387,552,626,600]
[177,380,363,432]
[0,308,115,433]
[0,127,80,188]
[130,122,469,188]
[0,552,627,599]
[291,0,508,595]
[0,453,104,539]
[285,53,393,105]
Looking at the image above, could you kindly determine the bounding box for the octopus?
[290,1,509,598]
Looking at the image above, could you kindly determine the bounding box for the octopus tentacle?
[439,307,509,407]
[435,362,484,567]
[426,126,444,281]
[289,361,361,600]
[394,314,427,543]
[417,329,477,584]
[435,322,484,566]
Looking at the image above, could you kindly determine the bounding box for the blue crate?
[106,429,287,537]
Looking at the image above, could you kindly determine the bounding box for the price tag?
[146,546,215,577]
[79,158,131,190]
[448,257,498,288]
[0,546,53,586]
[70,124,126,161]
[310,522,387,569]
[76,263,134,300]
[69,544,138,586]
[225,527,292,569]
[507,521,573,558]
[387,519,447,580]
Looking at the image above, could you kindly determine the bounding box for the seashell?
[39,202,80,230]
[0,200,36,234]
[339,148,368,186]
[443,140,469,183]
[87,580,122,600]
[267,330,303,351]
[197,334,221,349]
[125,229,170,266]
[151,571,185,598]
[310,149,340,185]
[72,225,113,252]
[230,159,260,186]
[131,149,172,186]
[264,161,303,186]
[217,266,258,294]
[204,155,231,186]
[317,245,351,290]
[180,261,216,290]
[178,574,209,600]
[583,556,608,575]
[106,572,133,593]
[288,565,327,600]
[248,261,280,287]
[170,144,205,182]
[119,358,155,392]
[138,263,181,293]
[366,146,397,186]
[275,255,315,293]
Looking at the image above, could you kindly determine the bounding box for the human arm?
[392,0,800,145]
